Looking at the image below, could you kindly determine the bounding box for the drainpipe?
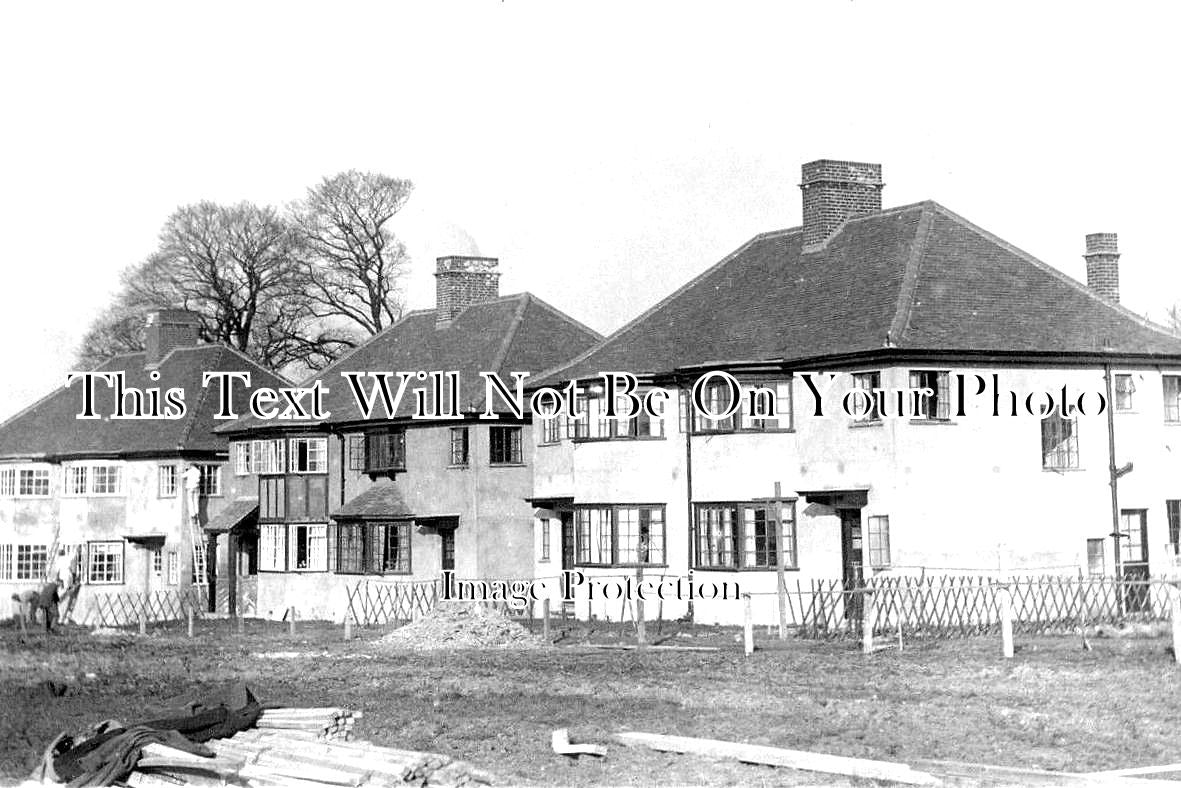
[1103,364,1124,614]
[682,381,695,620]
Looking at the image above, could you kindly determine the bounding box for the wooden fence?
[344,577,542,626]
[81,587,208,627]
[794,575,1179,640]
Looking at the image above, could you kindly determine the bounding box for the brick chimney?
[1084,233,1120,303]
[145,309,202,367]
[800,159,884,251]
[435,256,500,327]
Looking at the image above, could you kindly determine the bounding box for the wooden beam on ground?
[914,759,1181,786]
[551,728,606,757]
[614,732,939,785]
[1084,763,1181,779]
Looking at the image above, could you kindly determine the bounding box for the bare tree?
[75,301,149,370]
[293,171,414,336]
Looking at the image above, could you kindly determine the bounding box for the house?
[0,309,289,621]
[528,159,1181,625]
[213,255,601,621]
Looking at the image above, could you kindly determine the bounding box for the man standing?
[184,463,202,522]
[52,547,81,624]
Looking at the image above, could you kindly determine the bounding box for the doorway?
[1119,509,1149,612]
[839,508,865,619]
[560,512,574,572]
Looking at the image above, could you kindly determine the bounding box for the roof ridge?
[176,346,222,449]
[489,294,531,376]
[533,226,802,382]
[516,292,604,344]
[888,203,937,345]
[927,201,1181,341]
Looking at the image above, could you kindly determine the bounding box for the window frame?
[86,540,125,585]
[1041,409,1080,470]
[489,425,523,466]
[1114,374,1135,412]
[1165,375,1181,423]
[289,437,328,475]
[540,519,551,562]
[693,500,798,571]
[332,521,413,575]
[449,426,470,467]
[2,465,52,498]
[287,523,328,572]
[62,463,123,497]
[908,370,951,421]
[569,390,668,442]
[15,544,49,581]
[166,550,180,585]
[363,430,406,473]
[158,464,178,498]
[573,504,667,568]
[850,371,883,423]
[867,514,891,568]
[1086,537,1106,577]
[197,464,222,496]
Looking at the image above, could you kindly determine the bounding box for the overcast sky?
[0,2,1177,421]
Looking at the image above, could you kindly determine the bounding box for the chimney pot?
[1083,233,1120,303]
[435,256,500,327]
[145,309,202,367]
[800,159,884,250]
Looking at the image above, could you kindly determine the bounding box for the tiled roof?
[540,201,1181,383]
[0,345,290,460]
[204,498,259,534]
[332,481,414,520]
[220,293,601,431]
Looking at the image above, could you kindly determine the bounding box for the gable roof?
[0,344,290,461]
[540,201,1181,383]
[220,293,601,432]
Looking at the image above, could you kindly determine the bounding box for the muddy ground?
[2,617,1180,785]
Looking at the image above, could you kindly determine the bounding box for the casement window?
[851,372,882,421]
[364,431,406,473]
[909,370,951,420]
[689,380,792,433]
[567,391,667,441]
[87,541,124,584]
[1119,510,1148,564]
[2,466,52,497]
[489,426,523,465]
[16,544,48,580]
[694,501,797,570]
[1086,538,1105,577]
[1165,375,1181,423]
[1168,500,1181,555]
[540,520,551,561]
[289,438,327,474]
[233,443,250,475]
[540,416,564,444]
[151,547,163,577]
[347,435,366,471]
[450,427,470,466]
[245,439,285,474]
[63,464,122,496]
[574,505,666,566]
[1114,374,1135,412]
[259,474,327,522]
[332,521,412,575]
[867,515,891,568]
[166,550,179,585]
[197,464,221,496]
[260,523,286,571]
[0,544,11,580]
[159,464,178,497]
[567,395,590,440]
[1041,410,1079,469]
[288,524,327,571]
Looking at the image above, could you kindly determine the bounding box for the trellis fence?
[81,587,208,627]
[793,575,1179,640]
[345,577,547,626]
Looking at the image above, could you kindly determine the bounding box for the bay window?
[694,501,797,570]
[574,505,665,566]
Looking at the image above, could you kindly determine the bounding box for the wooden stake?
[1000,585,1014,659]
[186,607,194,638]
[344,616,353,641]
[635,566,646,648]
[542,597,551,641]
[1171,589,1181,665]
[237,613,245,635]
[139,608,147,636]
[743,593,753,656]
[289,606,296,636]
[861,591,874,655]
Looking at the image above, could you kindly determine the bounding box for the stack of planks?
[121,708,497,787]
[255,707,361,741]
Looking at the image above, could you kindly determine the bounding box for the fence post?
[743,593,754,656]
[186,606,194,638]
[237,613,244,635]
[1000,584,1014,659]
[1171,588,1181,665]
[344,616,353,641]
[542,597,551,642]
[289,606,296,636]
[635,566,646,649]
[862,590,874,655]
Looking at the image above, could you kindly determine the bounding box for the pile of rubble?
[378,603,546,651]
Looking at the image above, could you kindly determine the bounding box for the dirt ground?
[2,617,1181,786]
